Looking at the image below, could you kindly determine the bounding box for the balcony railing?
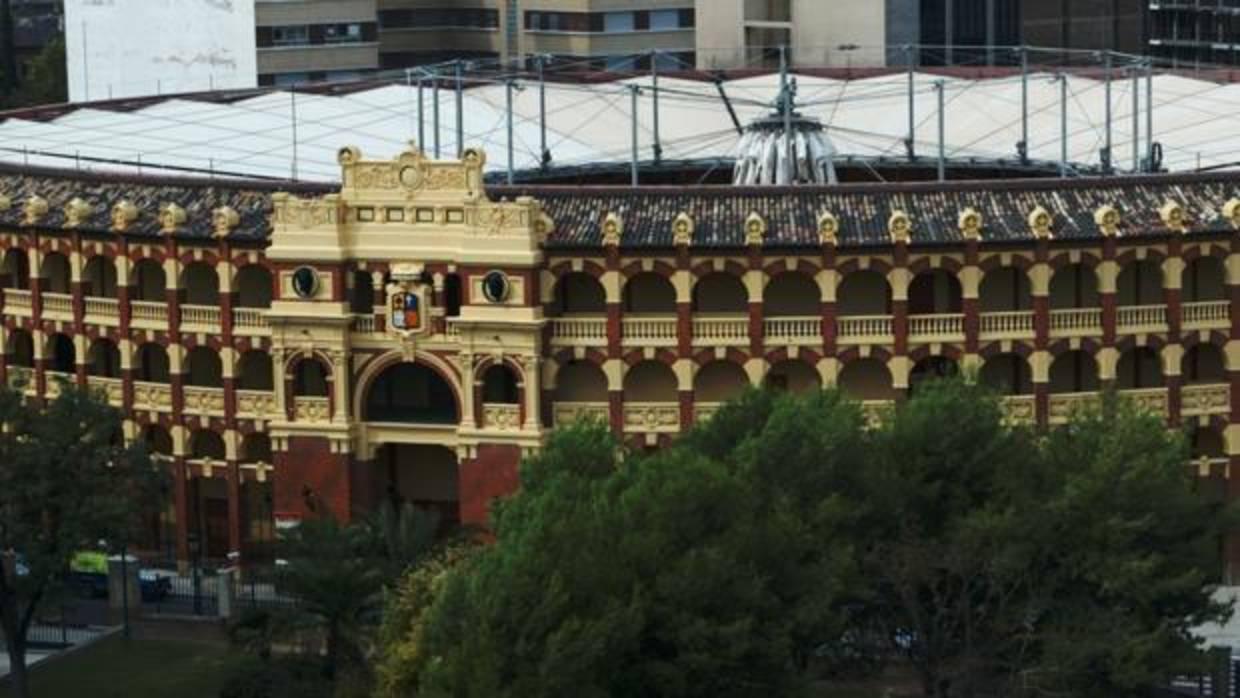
[131,301,168,328]
[3,289,31,316]
[132,381,172,413]
[692,316,748,346]
[908,313,964,340]
[181,304,221,332]
[764,316,820,344]
[1047,391,1098,424]
[42,292,72,320]
[482,403,521,430]
[623,402,681,433]
[183,385,226,418]
[83,297,119,326]
[694,401,723,423]
[232,307,269,335]
[43,370,72,398]
[352,314,377,333]
[1116,304,1167,332]
[1049,307,1102,336]
[837,315,893,343]
[549,317,607,346]
[1001,394,1036,424]
[1181,382,1230,417]
[6,365,32,390]
[293,396,331,422]
[622,316,677,346]
[85,375,123,406]
[979,310,1034,338]
[553,401,609,426]
[236,390,279,420]
[1183,300,1229,329]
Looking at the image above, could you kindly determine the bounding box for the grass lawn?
[8,633,245,698]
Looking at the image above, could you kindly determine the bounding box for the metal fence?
[141,562,296,618]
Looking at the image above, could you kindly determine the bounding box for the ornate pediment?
[267,145,544,266]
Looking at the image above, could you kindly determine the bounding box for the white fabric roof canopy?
[0,71,1235,182]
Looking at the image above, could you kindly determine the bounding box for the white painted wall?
[65,0,257,102]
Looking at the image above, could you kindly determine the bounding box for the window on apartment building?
[378,8,500,30]
[603,12,635,33]
[323,23,363,43]
[526,8,693,33]
[743,0,791,23]
[271,25,310,46]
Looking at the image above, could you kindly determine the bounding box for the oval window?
[482,271,510,303]
[291,266,319,299]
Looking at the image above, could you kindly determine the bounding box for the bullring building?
[1,67,1239,575]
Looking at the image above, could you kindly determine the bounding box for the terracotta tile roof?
[0,162,1237,249]
[498,174,1240,249]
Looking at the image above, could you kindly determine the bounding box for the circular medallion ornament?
[481,271,510,303]
[291,266,320,299]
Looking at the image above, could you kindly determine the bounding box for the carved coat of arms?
[386,263,431,358]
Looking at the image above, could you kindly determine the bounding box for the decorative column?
[959,208,983,365]
[27,228,45,400]
[673,213,694,429]
[1160,201,1188,426]
[888,211,912,394]
[458,352,476,430]
[331,349,350,423]
[371,270,386,333]
[69,231,88,387]
[522,354,540,431]
[602,213,624,436]
[1097,213,1119,390]
[818,212,839,373]
[1030,215,1052,427]
[743,212,766,361]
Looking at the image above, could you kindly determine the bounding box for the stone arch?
[82,255,117,298]
[241,432,273,463]
[1,247,28,289]
[1116,259,1163,306]
[764,272,819,316]
[1184,255,1225,303]
[189,429,226,460]
[186,346,223,387]
[623,360,678,402]
[132,258,166,301]
[837,270,891,316]
[41,251,70,293]
[86,337,121,378]
[291,357,331,397]
[481,362,520,404]
[765,359,822,393]
[236,349,274,390]
[909,355,959,394]
[46,333,75,373]
[364,360,460,424]
[1049,263,1099,309]
[979,353,1032,395]
[1183,343,1225,384]
[553,359,609,401]
[141,423,173,458]
[693,360,749,402]
[1116,346,1163,389]
[551,272,605,314]
[1049,350,1099,393]
[623,272,675,313]
[838,358,896,400]
[182,261,219,305]
[236,264,273,308]
[979,266,1032,312]
[135,342,170,382]
[692,272,747,313]
[5,328,33,367]
[909,269,962,315]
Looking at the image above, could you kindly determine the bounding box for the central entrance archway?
[364,362,459,424]
[375,444,460,528]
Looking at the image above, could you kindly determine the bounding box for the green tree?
[0,380,161,698]
[382,380,1232,698]
[6,35,66,108]
[409,392,872,698]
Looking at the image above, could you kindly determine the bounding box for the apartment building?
[255,0,380,86]
[1148,0,1240,67]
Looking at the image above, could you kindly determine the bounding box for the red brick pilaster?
[1033,239,1050,427]
[892,241,909,361]
[1100,237,1117,348]
[822,244,837,358]
[748,246,763,357]
[963,238,980,355]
